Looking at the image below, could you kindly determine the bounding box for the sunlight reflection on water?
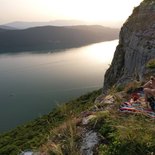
[0,40,118,132]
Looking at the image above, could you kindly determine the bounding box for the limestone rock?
[103,0,155,91]
[80,130,99,155]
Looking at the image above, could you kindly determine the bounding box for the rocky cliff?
[103,0,155,91]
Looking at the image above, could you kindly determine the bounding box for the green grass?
[82,84,155,155]
[2,84,155,155]
[0,89,102,155]
[97,111,155,155]
[146,59,155,69]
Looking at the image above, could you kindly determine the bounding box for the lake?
[0,40,118,132]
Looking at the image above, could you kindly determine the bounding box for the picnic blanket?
[119,90,155,119]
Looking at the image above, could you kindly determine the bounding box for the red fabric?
[131,93,140,101]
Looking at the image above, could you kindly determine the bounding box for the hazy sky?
[0,0,143,25]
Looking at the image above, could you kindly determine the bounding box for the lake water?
[0,40,118,132]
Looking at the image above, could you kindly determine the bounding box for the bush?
[98,115,155,155]
[146,59,155,69]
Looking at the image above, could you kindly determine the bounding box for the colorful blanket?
[119,91,155,119]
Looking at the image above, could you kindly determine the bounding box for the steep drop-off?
[103,0,155,91]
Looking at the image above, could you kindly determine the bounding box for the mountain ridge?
[0,25,17,30]
[0,25,119,53]
[2,20,123,29]
[3,20,88,29]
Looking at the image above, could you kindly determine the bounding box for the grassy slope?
[95,106,155,155]
[1,81,155,155]
[0,89,102,155]
[94,81,155,155]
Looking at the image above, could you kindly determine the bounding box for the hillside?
[3,20,87,29]
[0,25,119,53]
[1,81,155,155]
[3,20,123,29]
[0,25,16,30]
[0,28,8,33]
[0,89,102,154]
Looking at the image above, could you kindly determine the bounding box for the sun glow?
[59,0,141,22]
[86,40,119,64]
[0,0,143,25]
[36,0,142,22]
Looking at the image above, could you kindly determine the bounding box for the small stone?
[80,130,99,155]
[82,115,96,125]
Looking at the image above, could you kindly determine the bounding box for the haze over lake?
[0,40,118,132]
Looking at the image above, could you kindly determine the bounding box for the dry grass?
[39,116,82,155]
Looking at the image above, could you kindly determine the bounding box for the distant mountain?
[4,20,87,29]
[0,25,119,52]
[0,28,7,33]
[0,25,16,30]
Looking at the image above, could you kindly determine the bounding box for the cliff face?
[103,0,155,91]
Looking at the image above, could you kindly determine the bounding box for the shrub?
[98,114,155,155]
[146,59,155,69]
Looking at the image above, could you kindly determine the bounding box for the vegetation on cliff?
[0,89,101,155]
[1,79,155,155]
[146,59,155,69]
